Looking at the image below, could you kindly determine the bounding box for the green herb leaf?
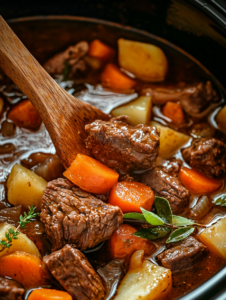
[134,227,171,240]
[166,227,195,243]
[141,207,165,226]
[172,215,195,226]
[154,196,173,224]
[63,60,71,81]
[213,195,226,207]
[123,212,146,222]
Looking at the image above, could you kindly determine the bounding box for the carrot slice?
[8,100,41,129]
[101,63,136,90]
[63,154,119,194]
[109,181,154,213]
[89,39,115,61]
[162,101,185,126]
[179,167,222,194]
[28,289,72,300]
[109,224,155,260]
[0,251,49,287]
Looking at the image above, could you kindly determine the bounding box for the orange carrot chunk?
[179,167,222,194]
[8,100,41,129]
[0,251,49,287]
[63,154,119,194]
[89,39,115,61]
[101,63,136,90]
[109,181,154,213]
[28,289,72,300]
[109,224,155,260]
[162,101,185,126]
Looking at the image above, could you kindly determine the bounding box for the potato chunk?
[0,223,40,258]
[118,39,168,82]
[114,250,172,300]
[199,218,226,259]
[111,96,152,125]
[150,121,191,158]
[216,105,226,134]
[7,164,47,211]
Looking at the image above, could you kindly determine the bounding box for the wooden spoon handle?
[0,16,108,167]
[0,16,68,113]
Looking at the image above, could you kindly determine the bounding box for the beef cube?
[43,244,105,300]
[141,81,219,115]
[0,277,24,300]
[40,178,123,251]
[85,116,160,174]
[182,138,226,177]
[142,167,189,214]
[44,41,88,75]
[157,236,207,272]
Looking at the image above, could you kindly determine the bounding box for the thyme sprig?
[0,205,39,252]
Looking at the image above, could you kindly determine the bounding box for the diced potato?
[0,223,41,258]
[114,250,172,300]
[7,164,47,211]
[118,38,168,82]
[0,97,4,114]
[216,106,226,134]
[150,121,191,158]
[199,218,226,259]
[111,96,152,125]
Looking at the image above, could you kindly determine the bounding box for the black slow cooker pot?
[0,0,226,299]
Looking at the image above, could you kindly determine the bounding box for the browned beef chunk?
[142,164,189,213]
[142,81,218,115]
[162,159,182,175]
[182,138,226,177]
[43,244,105,300]
[44,41,88,76]
[97,260,125,299]
[40,178,123,251]
[157,237,207,272]
[0,277,24,300]
[85,116,160,174]
[180,81,218,115]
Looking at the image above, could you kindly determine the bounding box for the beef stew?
[0,19,226,300]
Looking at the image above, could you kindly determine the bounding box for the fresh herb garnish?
[154,196,173,224]
[166,227,195,243]
[123,197,203,243]
[0,205,39,252]
[213,195,226,207]
[134,226,171,240]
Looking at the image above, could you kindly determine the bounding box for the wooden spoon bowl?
[0,16,109,168]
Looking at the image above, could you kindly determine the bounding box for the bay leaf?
[166,227,195,243]
[154,196,172,224]
[123,212,146,222]
[133,226,171,240]
[141,207,165,226]
[172,215,194,226]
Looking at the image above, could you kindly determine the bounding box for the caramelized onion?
[189,196,213,220]
[33,155,64,181]
[97,260,125,300]
[129,250,144,270]
[1,120,16,137]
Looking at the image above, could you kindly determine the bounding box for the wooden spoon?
[0,16,109,168]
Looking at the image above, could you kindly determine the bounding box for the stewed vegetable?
[0,28,225,300]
